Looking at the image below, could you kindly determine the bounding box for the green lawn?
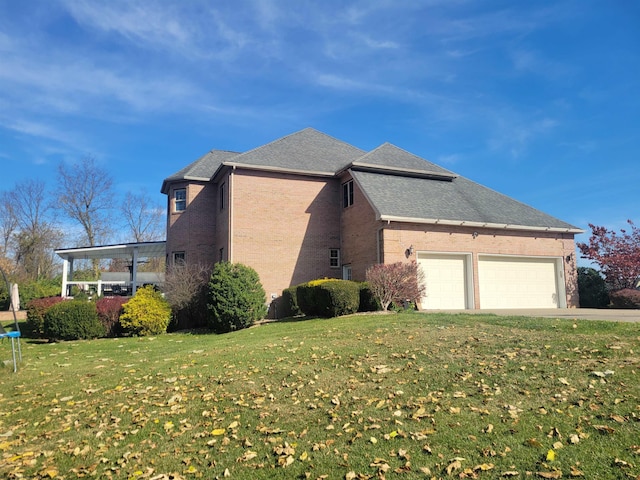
[1,313,638,479]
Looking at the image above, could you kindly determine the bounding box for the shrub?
[280,286,302,318]
[120,286,171,336]
[358,282,381,312]
[208,262,267,333]
[43,300,105,341]
[25,296,65,338]
[577,267,610,308]
[365,262,425,312]
[296,280,360,318]
[163,263,211,331]
[608,289,640,309]
[96,296,128,337]
[317,280,360,317]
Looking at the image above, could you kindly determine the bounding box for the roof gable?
[352,143,456,179]
[227,128,366,175]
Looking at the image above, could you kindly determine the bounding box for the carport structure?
[55,241,166,298]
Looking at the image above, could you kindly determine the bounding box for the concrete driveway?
[434,308,640,323]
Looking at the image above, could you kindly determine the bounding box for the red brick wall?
[230,169,342,298]
[340,174,381,281]
[381,223,579,308]
[166,181,218,267]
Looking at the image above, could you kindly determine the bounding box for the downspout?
[229,166,235,262]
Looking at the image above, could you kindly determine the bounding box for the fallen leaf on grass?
[537,470,562,479]
[593,425,615,434]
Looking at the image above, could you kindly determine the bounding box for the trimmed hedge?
[120,286,171,336]
[43,300,105,341]
[609,289,640,309]
[296,280,360,318]
[280,286,302,318]
[358,282,381,312]
[25,296,65,338]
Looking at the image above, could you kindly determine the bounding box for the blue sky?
[0,1,638,255]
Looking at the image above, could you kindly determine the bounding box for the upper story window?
[329,248,340,268]
[219,182,225,211]
[342,180,354,208]
[173,251,186,265]
[174,188,186,212]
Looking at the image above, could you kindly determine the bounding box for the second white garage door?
[478,255,562,309]
[419,253,469,309]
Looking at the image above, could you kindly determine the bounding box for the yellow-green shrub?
[119,286,171,336]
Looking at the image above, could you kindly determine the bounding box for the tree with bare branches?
[56,157,114,247]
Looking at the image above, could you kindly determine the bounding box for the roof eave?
[221,162,336,178]
[378,215,584,234]
[161,175,211,194]
[350,162,458,180]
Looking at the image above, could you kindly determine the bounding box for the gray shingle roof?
[351,170,580,232]
[161,128,580,232]
[227,128,366,174]
[161,150,239,192]
[353,143,455,178]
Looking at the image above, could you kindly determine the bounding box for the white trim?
[379,215,583,234]
[417,251,474,309]
[222,161,335,178]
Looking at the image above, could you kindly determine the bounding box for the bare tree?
[163,262,211,330]
[8,180,62,280]
[0,192,18,257]
[56,156,113,247]
[122,190,164,242]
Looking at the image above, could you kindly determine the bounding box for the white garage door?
[419,254,468,309]
[478,256,561,308]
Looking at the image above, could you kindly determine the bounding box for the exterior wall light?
[406,245,414,257]
[472,231,479,239]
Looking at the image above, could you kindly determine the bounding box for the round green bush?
[43,300,105,341]
[119,286,171,336]
[208,262,267,333]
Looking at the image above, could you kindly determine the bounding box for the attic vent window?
[174,188,186,212]
[342,180,354,208]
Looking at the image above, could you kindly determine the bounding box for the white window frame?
[342,180,354,208]
[329,248,340,268]
[174,188,186,212]
[342,264,352,281]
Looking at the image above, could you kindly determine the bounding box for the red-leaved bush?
[608,289,640,309]
[365,261,425,311]
[96,296,129,337]
[25,296,65,337]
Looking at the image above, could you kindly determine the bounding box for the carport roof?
[55,241,166,261]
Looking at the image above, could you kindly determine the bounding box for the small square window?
[174,188,186,212]
[342,180,354,208]
[329,248,340,268]
[173,251,186,265]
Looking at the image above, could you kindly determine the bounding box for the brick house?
[161,128,582,313]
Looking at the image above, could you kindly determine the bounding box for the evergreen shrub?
[358,282,381,312]
[577,267,609,308]
[280,286,302,318]
[119,286,171,336]
[296,279,360,318]
[43,300,105,341]
[208,262,267,333]
[25,296,65,338]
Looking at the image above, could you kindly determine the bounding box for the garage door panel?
[419,254,468,309]
[478,256,559,309]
